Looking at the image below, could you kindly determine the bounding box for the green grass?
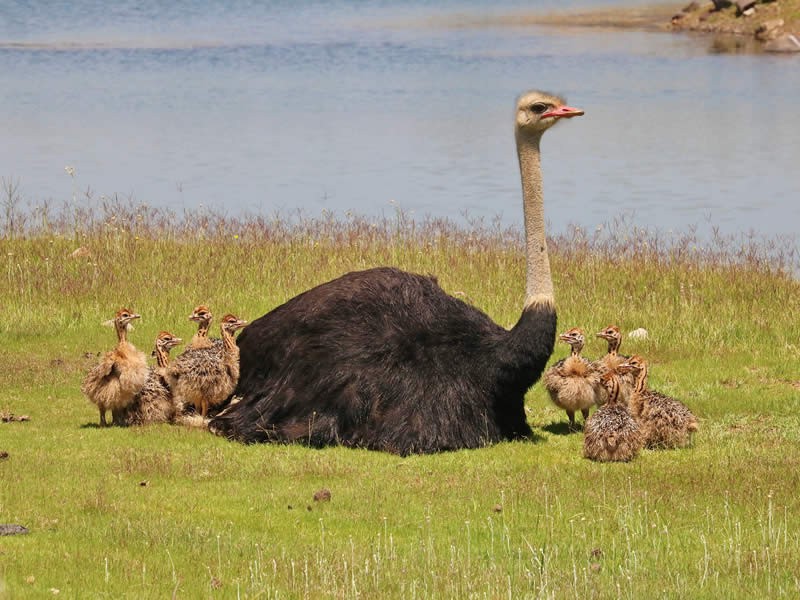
[1,198,799,598]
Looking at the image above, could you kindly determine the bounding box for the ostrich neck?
[154,345,171,369]
[634,366,648,393]
[115,322,128,344]
[516,130,554,309]
[197,321,211,338]
[221,328,237,354]
[570,344,582,358]
[606,376,620,404]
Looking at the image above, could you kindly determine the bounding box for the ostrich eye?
[531,103,548,114]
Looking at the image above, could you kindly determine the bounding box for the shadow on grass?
[520,430,547,445]
[540,421,585,436]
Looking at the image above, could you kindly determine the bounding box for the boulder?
[755,18,784,41]
[736,0,757,15]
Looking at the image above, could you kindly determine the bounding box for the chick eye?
[531,103,548,114]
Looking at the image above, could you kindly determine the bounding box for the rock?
[755,19,784,41]
[628,328,649,340]
[764,33,800,52]
[736,0,756,15]
[0,524,29,536]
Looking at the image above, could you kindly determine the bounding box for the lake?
[2,0,798,240]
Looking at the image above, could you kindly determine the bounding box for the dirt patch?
[418,4,676,31]
[522,4,677,31]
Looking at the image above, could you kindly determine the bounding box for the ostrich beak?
[543,105,584,119]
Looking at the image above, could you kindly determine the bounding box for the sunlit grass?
[1,196,799,597]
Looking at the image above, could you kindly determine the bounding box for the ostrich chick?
[542,327,601,429]
[583,370,643,462]
[168,314,247,418]
[81,308,148,426]
[117,331,183,426]
[620,355,698,449]
[186,305,220,350]
[593,325,636,405]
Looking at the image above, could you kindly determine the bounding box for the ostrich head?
[155,331,183,353]
[220,314,248,335]
[113,308,141,330]
[515,91,584,136]
[599,369,618,392]
[596,325,622,351]
[618,355,647,374]
[558,327,585,353]
[189,305,213,325]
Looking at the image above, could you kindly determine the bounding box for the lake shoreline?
[530,0,800,53]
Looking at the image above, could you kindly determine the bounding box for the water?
[2,1,799,240]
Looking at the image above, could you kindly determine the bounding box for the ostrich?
[210,91,584,455]
[542,327,602,429]
[186,305,219,350]
[583,370,643,463]
[117,331,183,426]
[81,308,148,426]
[167,314,247,418]
[620,355,698,449]
[594,325,635,405]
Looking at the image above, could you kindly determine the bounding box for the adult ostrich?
[210,90,583,454]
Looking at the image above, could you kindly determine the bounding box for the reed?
[1,197,799,598]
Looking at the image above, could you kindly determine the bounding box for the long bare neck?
[605,375,621,405]
[629,367,647,418]
[221,327,238,356]
[115,321,128,345]
[196,320,211,339]
[607,338,620,357]
[154,345,171,369]
[634,365,648,393]
[190,320,213,348]
[516,130,553,310]
[570,343,583,358]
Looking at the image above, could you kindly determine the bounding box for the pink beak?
[542,105,584,119]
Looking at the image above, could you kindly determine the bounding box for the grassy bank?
[1,201,799,598]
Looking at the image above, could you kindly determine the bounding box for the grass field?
[1,197,799,598]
